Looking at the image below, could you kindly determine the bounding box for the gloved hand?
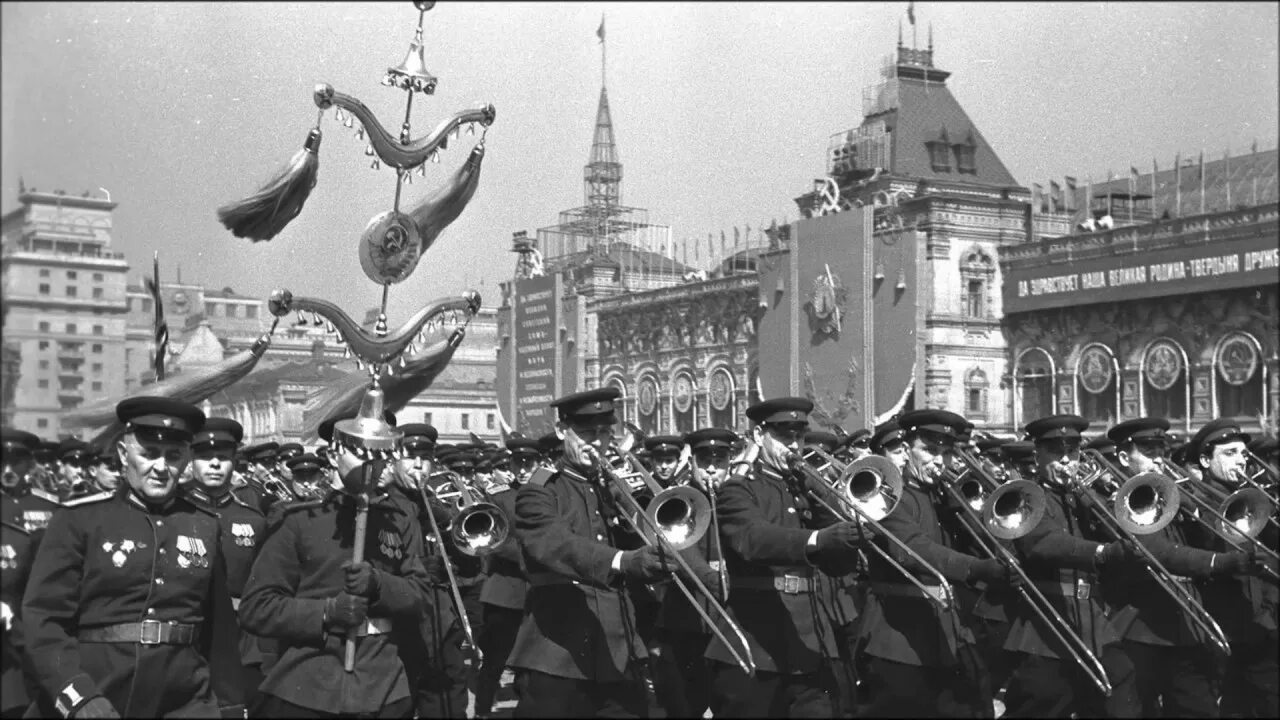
[967,558,1023,589]
[343,560,380,598]
[424,553,452,585]
[620,545,670,583]
[73,697,119,719]
[1098,541,1140,568]
[808,522,866,565]
[1212,550,1265,576]
[323,592,369,632]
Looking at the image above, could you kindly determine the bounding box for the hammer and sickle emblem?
[817,177,841,216]
[383,223,409,254]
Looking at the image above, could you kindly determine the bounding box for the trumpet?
[794,448,955,609]
[939,446,1113,697]
[587,446,756,676]
[253,465,296,502]
[1075,451,1233,655]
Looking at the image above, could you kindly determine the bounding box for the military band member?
[650,428,733,720]
[1186,419,1279,719]
[2,429,61,534]
[707,397,864,718]
[644,435,684,487]
[438,448,488,673]
[1,512,40,719]
[1102,417,1260,718]
[509,388,669,718]
[239,442,281,513]
[836,428,873,463]
[183,416,269,711]
[88,448,122,494]
[1001,441,1037,483]
[30,440,62,498]
[284,453,328,501]
[55,440,95,501]
[856,409,1010,719]
[21,397,241,718]
[238,412,431,718]
[871,421,908,473]
[1000,414,1140,718]
[536,432,563,466]
[803,430,840,461]
[474,435,538,719]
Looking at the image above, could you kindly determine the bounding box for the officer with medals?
[856,409,1010,718]
[1185,419,1279,718]
[509,388,668,718]
[21,397,241,718]
[182,416,270,711]
[2,429,62,534]
[2,430,45,719]
[387,423,469,719]
[650,428,733,720]
[1102,417,1261,717]
[238,401,431,718]
[706,397,862,718]
[474,435,537,719]
[1000,414,1140,718]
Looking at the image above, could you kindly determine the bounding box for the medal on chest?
[176,535,209,569]
[22,509,52,532]
[0,544,16,570]
[378,529,404,560]
[102,538,147,568]
[231,522,257,548]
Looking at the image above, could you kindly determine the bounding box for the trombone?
[1155,460,1279,579]
[940,446,1114,697]
[794,448,955,610]
[1074,451,1234,655]
[587,446,756,677]
[429,468,511,557]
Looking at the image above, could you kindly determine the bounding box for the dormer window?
[926,127,951,172]
[952,130,977,174]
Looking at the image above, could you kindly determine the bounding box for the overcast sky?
[3,2,1277,323]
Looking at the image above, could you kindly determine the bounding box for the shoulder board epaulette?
[173,495,221,518]
[60,491,113,508]
[279,498,327,516]
[228,492,267,516]
[30,488,63,506]
[1,518,30,535]
[527,466,557,487]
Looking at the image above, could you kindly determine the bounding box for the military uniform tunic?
[238,489,432,715]
[20,489,239,718]
[2,519,40,715]
[1,487,61,533]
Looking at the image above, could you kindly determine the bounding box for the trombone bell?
[1113,472,1180,535]
[449,501,509,557]
[645,485,711,551]
[836,456,902,522]
[1218,486,1271,543]
[982,480,1046,540]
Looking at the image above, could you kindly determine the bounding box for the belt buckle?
[139,619,163,645]
[1076,579,1091,601]
[782,575,801,594]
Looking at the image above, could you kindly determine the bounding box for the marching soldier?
[509,388,669,717]
[88,447,122,493]
[835,428,872,463]
[55,439,95,501]
[183,416,269,712]
[536,432,563,466]
[1000,414,1140,718]
[2,511,40,719]
[474,435,538,718]
[1186,419,1279,718]
[240,442,281,513]
[650,427,733,719]
[871,420,908,473]
[238,408,432,718]
[706,397,863,718]
[1001,441,1037,483]
[388,423,469,719]
[21,397,242,718]
[1103,417,1262,717]
[856,409,1012,718]
[437,448,488,682]
[644,436,684,486]
[803,430,840,460]
[2,429,61,534]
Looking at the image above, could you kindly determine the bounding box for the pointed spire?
[897,19,903,48]
[928,21,933,51]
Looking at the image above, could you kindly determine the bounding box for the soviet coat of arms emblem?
[805,264,846,337]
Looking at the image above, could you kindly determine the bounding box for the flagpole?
[1174,153,1181,217]
[1199,149,1206,215]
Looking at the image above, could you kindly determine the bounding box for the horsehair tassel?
[217,127,323,242]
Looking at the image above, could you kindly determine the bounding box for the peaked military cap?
[685,428,737,452]
[505,435,542,458]
[746,397,814,425]
[58,438,93,463]
[444,449,476,471]
[897,409,968,441]
[804,431,840,453]
[1002,440,1036,462]
[1189,419,1251,459]
[840,428,872,450]
[1107,417,1171,446]
[277,443,304,462]
[551,387,621,423]
[1024,414,1089,443]
[1248,436,1277,458]
[191,417,244,449]
[537,432,563,454]
[285,453,323,473]
[35,439,61,463]
[1085,435,1116,454]
[399,424,438,453]
[976,437,1007,456]
[1,428,40,452]
[116,396,205,442]
[644,435,684,455]
[870,421,906,453]
[1169,442,1192,467]
[243,442,280,463]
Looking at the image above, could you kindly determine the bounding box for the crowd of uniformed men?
[1,387,1277,718]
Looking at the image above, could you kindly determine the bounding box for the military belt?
[871,580,948,604]
[79,620,198,646]
[734,573,813,594]
[347,617,394,637]
[1033,578,1094,600]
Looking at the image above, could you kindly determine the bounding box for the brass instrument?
[1155,459,1279,578]
[440,469,510,558]
[412,461,484,664]
[1246,449,1279,489]
[1075,451,1233,655]
[587,446,756,676]
[942,446,1113,697]
[253,464,296,502]
[795,448,956,609]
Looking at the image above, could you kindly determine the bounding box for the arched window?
[1076,343,1118,425]
[708,368,736,429]
[964,367,989,419]
[672,372,696,434]
[960,247,995,319]
[1214,332,1264,420]
[637,376,660,436]
[1142,339,1188,424]
[1015,348,1055,427]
